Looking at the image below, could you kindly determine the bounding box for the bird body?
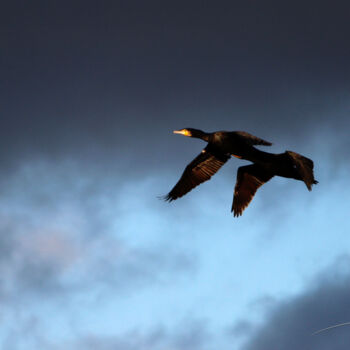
[203,130,272,156]
[164,128,317,217]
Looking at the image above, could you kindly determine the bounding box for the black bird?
[163,128,318,217]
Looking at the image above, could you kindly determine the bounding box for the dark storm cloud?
[1,1,349,170]
[239,255,350,350]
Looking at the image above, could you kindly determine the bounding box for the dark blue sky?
[2,1,349,162]
[1,1,350,349]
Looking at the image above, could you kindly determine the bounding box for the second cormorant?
[163,128,318,217]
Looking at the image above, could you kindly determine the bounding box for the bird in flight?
[163,128,318,217]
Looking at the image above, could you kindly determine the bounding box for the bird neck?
[190,129,210,142]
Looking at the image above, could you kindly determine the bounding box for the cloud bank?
[239,256,350,350]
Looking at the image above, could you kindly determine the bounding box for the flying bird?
[163,128,318,217]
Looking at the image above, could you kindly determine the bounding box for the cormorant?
[163,128,318,217]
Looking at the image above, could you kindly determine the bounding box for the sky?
[1,1,350,349]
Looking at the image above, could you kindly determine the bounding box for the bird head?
[173,128,210,141]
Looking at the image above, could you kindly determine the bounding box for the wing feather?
[232,165,273,217]
[164,147,229,201]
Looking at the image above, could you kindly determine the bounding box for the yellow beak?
[173,129,191,136]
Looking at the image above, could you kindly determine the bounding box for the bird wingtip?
[306,180,319,191]
[232,209,242,217]
[158,194,173,202]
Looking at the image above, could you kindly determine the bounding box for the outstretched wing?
[164,146,230,201]
[232,164,274,217]
[234,131,273,146]
[285,151,318,190]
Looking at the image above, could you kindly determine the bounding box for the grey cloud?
[239,256,350,350]
[227,320,254,339]
[16,257,66,297]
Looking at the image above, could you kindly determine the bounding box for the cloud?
[58,319,211,350]
[239,255,350,350]
[227,320,254,339]
[0,314,210,350]
[0,159,196,304]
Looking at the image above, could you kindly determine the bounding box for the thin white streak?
[312,322,350,335]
